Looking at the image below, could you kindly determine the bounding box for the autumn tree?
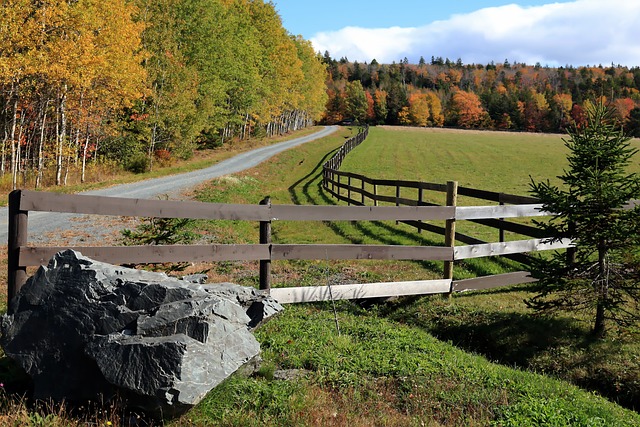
[551,93,573,131]
[612,98,636,127]
[372,89,388,125]
[425,91,444,127]
[293,37,329,126]
[344,80,368,123]
[523,89,551,131]
[528,102,640,338]
[405,91,429,126]
[0,0,146,186]
[450,90,488,128]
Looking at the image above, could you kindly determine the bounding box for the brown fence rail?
[7,187,573,307]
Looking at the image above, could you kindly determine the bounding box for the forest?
[0,0,328,189]
[4,0,640,192]
[321,54,640,136]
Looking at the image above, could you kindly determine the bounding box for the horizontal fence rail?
[8,187,574,307]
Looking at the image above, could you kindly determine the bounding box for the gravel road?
[0,126,338,244]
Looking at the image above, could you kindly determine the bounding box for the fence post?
[322,167,327,191]
[395,185,401,224]
[373,183,378,206]
[417,187,424,234]
[331,169,335,194]
[8,190,28,308]
[347,176,351,205]
[499,194,505,243]
[259,196,272,292]
[443,181,458,297]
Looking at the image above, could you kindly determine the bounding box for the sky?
[273,0,640,67]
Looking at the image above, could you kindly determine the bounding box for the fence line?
[8,187,571,308]
[320,127,554,267]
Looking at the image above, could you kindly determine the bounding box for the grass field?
[175,126,640,425]
[341,126,640,195]
[2,125,640,426]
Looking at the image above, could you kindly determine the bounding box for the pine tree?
[528,101,640,338]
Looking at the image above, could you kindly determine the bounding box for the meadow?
[177,126,640,425]
[341,126,572,194]
[1,126,640,425]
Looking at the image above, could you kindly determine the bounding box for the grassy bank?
[179,303,640,426]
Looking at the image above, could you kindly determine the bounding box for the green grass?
[174,303,640,426]
[340,127,570,194]
[342,127,640,194]
[382,287,640,413]
[177,126,640,425]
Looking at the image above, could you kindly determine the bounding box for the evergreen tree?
[528,102,640,338]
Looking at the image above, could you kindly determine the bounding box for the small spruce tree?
[528,101,640,338]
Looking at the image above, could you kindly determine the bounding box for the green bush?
[125,152,150,174]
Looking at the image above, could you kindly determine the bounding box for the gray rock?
[0,250,284,417]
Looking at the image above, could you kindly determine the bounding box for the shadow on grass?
[382,293,640,412]
[287,157,519,280]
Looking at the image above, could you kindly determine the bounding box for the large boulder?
[0,250,283,417]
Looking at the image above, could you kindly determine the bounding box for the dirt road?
[0,126,338,244]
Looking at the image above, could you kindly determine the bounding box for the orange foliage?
[365,91,375,121]
[451,90,487,128]
[612,98,636,124]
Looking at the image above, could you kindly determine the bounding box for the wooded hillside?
[322,54,640,136]
[0,0,328,189]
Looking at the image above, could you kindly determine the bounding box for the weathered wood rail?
[7,187,572,307]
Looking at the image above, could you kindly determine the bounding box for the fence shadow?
[288,148,445,277]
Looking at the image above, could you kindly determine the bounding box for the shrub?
[124,152,150,174]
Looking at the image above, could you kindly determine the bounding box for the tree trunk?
[592,244,608,338]
[81,125,91,183]
[55,88,67,186]
[148,86,160,172]
[10,97,18,190]
[1,128,7,178]
[63,125,78,186]
[36,99,49,189]
[16,110,25,187]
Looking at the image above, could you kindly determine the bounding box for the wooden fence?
[322,126,546,266]
[7,187,572,308]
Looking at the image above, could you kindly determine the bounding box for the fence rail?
[7,187,571,308]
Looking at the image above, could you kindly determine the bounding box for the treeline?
[322,54,640,135]
[0,0,327,189]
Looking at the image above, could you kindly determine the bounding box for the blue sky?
[273,0,640,67]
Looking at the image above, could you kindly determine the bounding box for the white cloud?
[310,0,640,66]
